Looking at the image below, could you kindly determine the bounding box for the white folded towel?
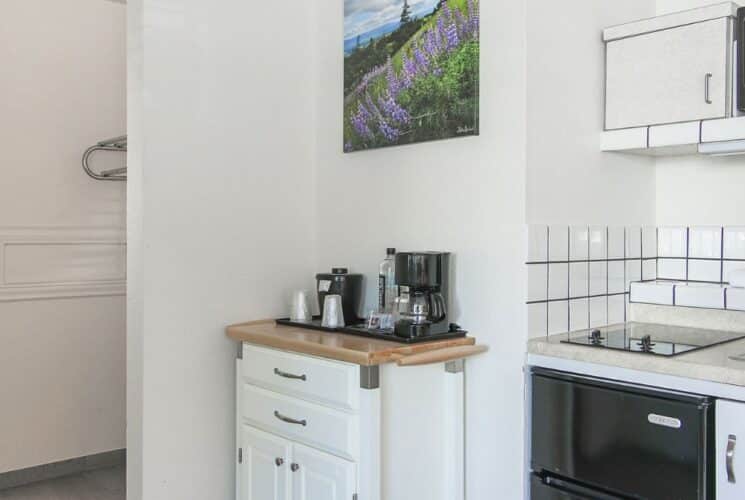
[729,268,745,288]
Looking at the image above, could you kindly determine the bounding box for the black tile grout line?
[587,227,591,329]
[623,227,627,323]
[526,292,629,306]
[685,227,690,282]
[720,227,725,283]
[545,225,549,337]
[566,226,570,333]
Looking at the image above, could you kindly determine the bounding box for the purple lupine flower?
[365,93,383,121]
[401,54,417,88]
[377,117,400,142]
[413,45,428,71]
[442,2,452,22]
[455,8,466,38]
[424,29,438,57]
[378,92,410,125]
[468,0,480,38]
[445,22,459,51]
[344,142,353,153]
[351,101,374,139]
[386,57,401,98]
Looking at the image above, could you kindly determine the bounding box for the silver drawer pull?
[705,73,713,104]
[274,368,306,381]
[275,457,284,467]
[727,434,737,484]
[274,410,307,427]
[291,463,299,472]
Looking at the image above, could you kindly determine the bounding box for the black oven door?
[530,369,714,500]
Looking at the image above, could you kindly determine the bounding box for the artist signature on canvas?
[457,126,476,135]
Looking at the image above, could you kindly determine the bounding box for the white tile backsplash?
[724,227,745,260]
[527,264,548,302]
[642,226,657,258]
[589,262,608,296]
[608,294,625,324]
[528,302,548,338]
[548,263,569,300]
[608,227,625,259]
[608,261,625,294]
[676,283,726,309]
[527,225,548,262]
[570,226,589,261]
[548,225,569,261]
[658,226,688,258]
[589,226,607,260]
[642,259,657,281]
[548,301,568,334]
[625,226,642,259]
[569,298,589,331]
[630,281,675,305]
[625,259,641,291]
[727,287,745,311]
[569,262,589,298]
[589,296,607,327]
[658,258,687,281]
[724,261,745,283]
[689,226,722,259]
[687,259,721,283]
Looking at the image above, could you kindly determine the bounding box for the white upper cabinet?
[717,399,745,500]
[606,17,732,130]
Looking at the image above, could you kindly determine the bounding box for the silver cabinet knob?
[275,457,284,467]
[291,463,299,472]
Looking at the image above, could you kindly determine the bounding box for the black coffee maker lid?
[395,252,448,288]
[331,267,348,274]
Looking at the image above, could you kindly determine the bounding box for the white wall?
[527,0,657,226]
[0,0,126,473]
[128,0,318,498]
[654,0,745,226]
[315,1,527,498]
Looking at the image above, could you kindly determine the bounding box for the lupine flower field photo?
[344,0,479,152]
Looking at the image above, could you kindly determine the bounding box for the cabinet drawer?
[241,384,359,461]
[241,343,359,411]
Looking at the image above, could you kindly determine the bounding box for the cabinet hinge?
[238,448,243,464]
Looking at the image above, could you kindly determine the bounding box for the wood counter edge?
[226,320,480,366]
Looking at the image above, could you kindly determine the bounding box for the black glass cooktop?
[561,322,745,357]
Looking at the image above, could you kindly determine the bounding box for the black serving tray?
[275,317,467,344]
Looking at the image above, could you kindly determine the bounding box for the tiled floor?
[0,465,124,500]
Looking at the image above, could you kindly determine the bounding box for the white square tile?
[569,298,589,331]
[589,262,607,296]
[658,226,688,258]
[608,294,625,324]
[549,226,569,261]
[589,296,607,328]
[689,226,722,259]
[688,259,721,283]
[724,261,745,284]
[625,259,642,292]
[608,227,625,259]
[570,226,589,261]
[548,300,569,334]
[675,283,725,309]
[548,263,569,300]
[658,259,687,280]
[569,262,589,298]
[724,227,745,260]
[630,281,675,305]
[608,261,625,294]
[726,287,745,311]
[527,264,548,302]
[642,227,657,258]
[642,259,657,281]
[589,226,607,260]
[528,225,548,262]
[625,226,642,258]
[528,302,548,338]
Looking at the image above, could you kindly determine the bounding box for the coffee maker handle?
[429,293,447,323]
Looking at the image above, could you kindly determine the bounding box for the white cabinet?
[716,399,745,500]
[291,443,356,500]
[239,425,291,500]
[606,18,732,130]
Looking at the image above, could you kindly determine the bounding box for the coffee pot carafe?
[393,252,452,339]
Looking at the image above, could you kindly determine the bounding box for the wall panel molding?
[0,227,126,302]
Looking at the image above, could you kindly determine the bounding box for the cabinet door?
[291,443,356,500]
[716,400,745,500]
[239,425,291,500]
[606,18,730,129]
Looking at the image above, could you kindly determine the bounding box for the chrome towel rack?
[82,135,127,181]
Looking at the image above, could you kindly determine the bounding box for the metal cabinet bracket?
[360,366,380,389]
[445,359,465,374]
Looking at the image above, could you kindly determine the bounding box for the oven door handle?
[727,435,737,484]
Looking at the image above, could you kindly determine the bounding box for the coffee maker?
[393,252,453,339]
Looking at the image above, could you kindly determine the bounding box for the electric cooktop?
[561,322,745,357]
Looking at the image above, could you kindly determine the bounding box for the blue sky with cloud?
[344,0,439,40]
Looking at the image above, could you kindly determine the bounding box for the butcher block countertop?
[226,320,487,366]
